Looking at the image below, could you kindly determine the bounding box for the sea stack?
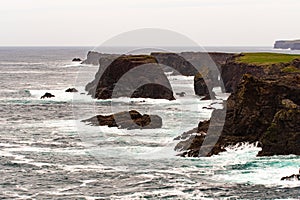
[86,55,175,100]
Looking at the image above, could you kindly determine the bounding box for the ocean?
[0,46,299,199]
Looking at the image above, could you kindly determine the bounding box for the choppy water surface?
[0,47,299,199]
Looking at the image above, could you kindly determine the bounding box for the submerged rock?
[176,92,186,97]
[40,92,55,99]
[82,110,162,129]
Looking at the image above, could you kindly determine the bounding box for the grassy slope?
[236,53,300,65]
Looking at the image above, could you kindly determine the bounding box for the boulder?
[72,58,82,62]
[86,55,175,100]
[65,88,78,92]
[82,110,162,129]
[175,73,300,157]
[40,92,55,99]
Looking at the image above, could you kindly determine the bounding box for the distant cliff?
[274,40,300,50]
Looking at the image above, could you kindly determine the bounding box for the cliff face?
[175,73,300,157]
[220,54,300,93]
[221,58,266,93]
[274,40,300,50]
[86,55,175,100]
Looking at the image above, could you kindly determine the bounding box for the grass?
[235,53,300,65]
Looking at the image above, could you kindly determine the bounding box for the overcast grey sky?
[1,0,299,46]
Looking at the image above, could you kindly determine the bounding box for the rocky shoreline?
[175,53,300,157]
[82,51,300,157]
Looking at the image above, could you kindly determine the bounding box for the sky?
[0,0,299,46]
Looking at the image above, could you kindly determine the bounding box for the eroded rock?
[82,110,162,129]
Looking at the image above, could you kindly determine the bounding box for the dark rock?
[176,92,186,97]
[281,174,300,181]
[151,52,198,76]
[152,52,235,76]
[281,169,300,181]
[40,92,55,99]
[221,56,266,93]
[72,58,82,62]
[258,100,300,156]
[82,110,162,129]
[175,73,300,157]
[194,73,216,99]
[86,55,175,100]
[65,88,78,92]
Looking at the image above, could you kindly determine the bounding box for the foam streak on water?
[0,47,299,199]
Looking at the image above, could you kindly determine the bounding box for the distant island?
[274,39,300,50]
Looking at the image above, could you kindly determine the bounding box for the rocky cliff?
[86,55,175,100]
[151,52,234,76]
[221,53,300,93]
[274,40,300,50]
[175,73,300,157]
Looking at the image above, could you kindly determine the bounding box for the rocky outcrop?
[40,92,55,99]
[81,51,120,66]
[82,110,162,129]
[281,170,300,181]
[221,57,266,93]
[151,52,234,76]
[258,100,300,156]
[274,40,300,50]
[72,58,82,62]
[65,88,78,92]
[81,51,102,65]
[175,73,300,157]
[151,52,197,76]
[86,55,175,100]
[194,73,216,100]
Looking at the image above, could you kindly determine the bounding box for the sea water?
[0,47,299,199]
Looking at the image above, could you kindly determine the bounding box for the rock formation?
[86,55,175,100]
[40,92,55,99]
[221,54,300,93]
[72,58,82,62]
[274,40,300,50]
[151,52,233,75]
[81,51,120,66]
[82,110,162,129]
[175,73,300,157]
[281,169,300,181]
[65,88,78,92]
